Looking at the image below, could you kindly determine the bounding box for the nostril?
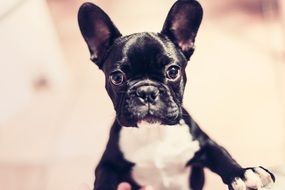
[136,86,159,104]
[150,91,158,101]
[141,92,146,100]
[159,87,166,95]
[150,94,155,101]
[136,89,146,99]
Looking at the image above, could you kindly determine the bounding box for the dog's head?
[78,0,203,127]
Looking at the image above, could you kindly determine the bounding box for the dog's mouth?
[118,89,182,127]
[136,115,162,128]
[118,102,182,127]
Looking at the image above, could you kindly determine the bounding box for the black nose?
[136,86,159,104]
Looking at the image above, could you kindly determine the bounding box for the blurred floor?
[0,0,285,189]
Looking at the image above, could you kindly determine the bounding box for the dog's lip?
[137,120,162,128]
[136,115,162,128]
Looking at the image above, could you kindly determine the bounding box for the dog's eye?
[166,66,180,80]
[110,71,124,86]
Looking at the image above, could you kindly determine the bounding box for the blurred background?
[0,0,284,189]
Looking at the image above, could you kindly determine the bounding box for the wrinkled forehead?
[103,32,187,74]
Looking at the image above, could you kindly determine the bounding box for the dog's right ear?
[78,2,122,69]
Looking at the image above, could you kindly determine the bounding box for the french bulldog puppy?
[78,0,275,190]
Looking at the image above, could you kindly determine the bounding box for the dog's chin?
[117,108,182,127]
[137,116,162,128]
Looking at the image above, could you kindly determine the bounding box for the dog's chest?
[119,121,200,190]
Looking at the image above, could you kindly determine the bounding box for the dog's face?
[78,0,203,127]
[99,33,188,127]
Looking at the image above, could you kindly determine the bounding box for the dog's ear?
[78,2,122,68]
[161,0,203,60]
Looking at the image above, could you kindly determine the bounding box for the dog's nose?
[136,86,159,104]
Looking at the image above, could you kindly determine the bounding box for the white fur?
[231,167,274,190]
[254,167,274,188]
[120,120,200,190]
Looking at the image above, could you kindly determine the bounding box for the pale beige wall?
[0,0,68,124]
[0,0,284,190]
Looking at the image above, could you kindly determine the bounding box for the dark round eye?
[166,66,181,80]
[110,71,124,86]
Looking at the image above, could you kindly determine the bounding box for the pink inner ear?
[170,14,195,52]
[178,40,194,52]
[94,20,111,45]
[171,11,189,30]
[89,20,112,61]
[171,22,195,51]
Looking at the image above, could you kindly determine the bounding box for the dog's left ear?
[78,2,122,68]
[161,0,203,60]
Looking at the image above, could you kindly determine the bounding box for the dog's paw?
[230,167,275,190]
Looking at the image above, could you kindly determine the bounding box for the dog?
[78,0,275,189]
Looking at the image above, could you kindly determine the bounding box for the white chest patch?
[119,120,200,190]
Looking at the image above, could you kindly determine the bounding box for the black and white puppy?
[78,0,275,190]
